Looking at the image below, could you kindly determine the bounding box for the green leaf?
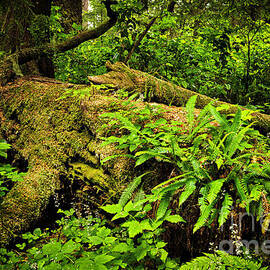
[160,249,168,263]
[156,191,172,221]
[135,153,153,167]
[209,105,229,128]
[226,123,254,158]
[112,243,130,253]
[134,241,148,261]
[88,236,103,245]
[61,240,80,254]
[94,254,115,265]
[185,95,197,132]
[165,215,185,223]
[122,220,143,238]
[42,241,61,256]
[178,180,196,207]
[119,173,149,207]
[101,204,122,214]
[207,179,224,204]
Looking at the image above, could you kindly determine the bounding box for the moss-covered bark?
[0,77,192,245]
[0,78,122,245]
[89,61,270,134]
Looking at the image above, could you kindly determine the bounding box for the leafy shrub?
[0,208,180,269]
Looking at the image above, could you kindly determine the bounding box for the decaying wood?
[0,77,193,246]
[89,62,270,133]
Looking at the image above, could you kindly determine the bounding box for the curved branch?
[0,0,118,85]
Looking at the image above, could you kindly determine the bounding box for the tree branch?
[124,1,176,64]
[0,0,118,85]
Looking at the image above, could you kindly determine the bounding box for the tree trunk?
[0,0,54,77]
[89,61,270,134]
[0,1,118,86]
[0,76,195,246]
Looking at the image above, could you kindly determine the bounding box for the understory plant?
[0,208,180,270]
[100,95,270,233]
[0,209,264,270]
[0,139,24,201]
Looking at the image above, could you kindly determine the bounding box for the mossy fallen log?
[0,77,192,246]
[89,61,270,134]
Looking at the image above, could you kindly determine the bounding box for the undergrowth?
[0,96,269,269]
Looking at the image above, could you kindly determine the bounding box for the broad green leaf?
[165,215,185,223]
[122,220,143,238]
[61,240,80,254]
[94,254,115,265]
[101,204,122,214]
[112,243,130,253]
[42,241,61,256]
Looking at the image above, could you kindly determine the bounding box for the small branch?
[124,16,158,64]
[124,0,176,64]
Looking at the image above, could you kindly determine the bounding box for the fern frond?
[207,179,224,204]
[185,95,197,133]
[156,190,172,221]
[235,176,249,210]
[218,193,233,227]
[179,253,217,270]
[226,123,254,158]
[229,108,242,132]
[194,180,224,232]
[215,250,266,269]
[193,203,214,233]
[180,251,265,270]
[209,105,229,129]
[118,173,148,207]
[178,179,197,207]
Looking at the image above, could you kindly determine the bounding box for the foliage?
[179,250,267,270]
[101,96,270,233]
[51,3,270,111]
[0,139,24,201]
[0,208,180,269]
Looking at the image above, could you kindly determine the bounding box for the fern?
[179,253,218,270]
[229,108,242,133]
[180,251,266,270]
[226,123,254,159]
[234,176,249,211]
[218,193,233,227]
[118,173,149,207]
[207,179,225,204]
[185,95,197,133]
[194,180,224,232]
[178,179,196,207]
[209,105,229,129]
[156,190,172,221]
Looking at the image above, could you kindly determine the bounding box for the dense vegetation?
[0,0,270,269]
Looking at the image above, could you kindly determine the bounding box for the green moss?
[69,162,109,188]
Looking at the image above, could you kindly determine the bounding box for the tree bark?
[0,74,198,246]
[89,61,270,134]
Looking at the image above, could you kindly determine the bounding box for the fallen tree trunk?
[0,75,268,259]
[89,62,270,133]
[0,77,194,246]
